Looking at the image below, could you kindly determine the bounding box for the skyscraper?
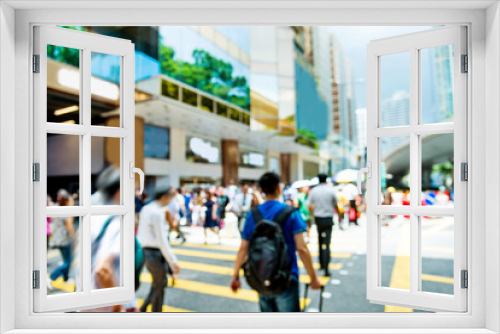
[329,33,358,170]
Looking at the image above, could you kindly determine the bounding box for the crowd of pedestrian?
[46,166,368,313]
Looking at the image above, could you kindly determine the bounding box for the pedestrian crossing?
[47,228,454,312]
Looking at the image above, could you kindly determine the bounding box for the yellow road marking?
[385,223,413,313]
[177,260,237,275]
[136,298,192,312]
[384,255,413,313]
[49,277,75,293]
[171,242,239,252]
[140,273,258,302]
[299,275,331,286]
[172,248,237,261]
[139,273,311,307]
[422,274,454,285]
[299,261,343,270]
[178,260,331,285]
[171,242,352,259]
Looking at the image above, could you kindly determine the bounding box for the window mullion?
[81,47,92,294]
[409,47,420,294]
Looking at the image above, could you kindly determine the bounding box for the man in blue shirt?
[230,172,321,312]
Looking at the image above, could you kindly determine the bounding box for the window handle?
[129,162,145,195]
[357,162,372,195]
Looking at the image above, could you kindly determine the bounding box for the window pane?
[186,136,220,164]
[91,52,121,127]
[182,88,198,107]
[420,216,454,295]
[380,215,410,290]
[216,102,228,118]
[229,108,240,122]
[200,96,214,113]
[91,137,121,205]
[421,45,454,124]
[421,133,454,207]
[47,45,81,124]
[380,52,410,127]
[47,216,80,295]
[47,134,80,206]
[161,79,180,100]
[145,125,170,159]
[91,215,121,290]
[380,136,410,205]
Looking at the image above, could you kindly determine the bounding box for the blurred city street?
[47,213,454,312]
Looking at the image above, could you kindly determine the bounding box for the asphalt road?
[47,214,455,313]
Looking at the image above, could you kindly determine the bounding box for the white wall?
[485,2,500,332]
[0,2,16,333]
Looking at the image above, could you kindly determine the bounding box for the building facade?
[329,33,359,171]
[46,26,334,195]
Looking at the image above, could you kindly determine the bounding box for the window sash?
[366,25,467,312]
[33,26,136,313]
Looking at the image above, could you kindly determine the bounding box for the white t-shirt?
[137,201,177,266]
[342,183,358,201]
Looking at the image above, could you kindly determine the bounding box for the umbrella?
[291,179,314,189]
[333,169,358,183]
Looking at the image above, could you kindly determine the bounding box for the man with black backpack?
[230,172,321,312]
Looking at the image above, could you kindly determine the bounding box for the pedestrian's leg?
[259,295,278,312]
[140,287,153,312]
[324,224,333,276]
[209,227,221,244]
[317,221,326,270]
[350,200,358,225]
[204,228,208,244]
[142,250,165,312]
[151,254,167,312]
[60,244,72,281]
[275,281,300,312]
[140,252,157,312]
[50,246,69,281]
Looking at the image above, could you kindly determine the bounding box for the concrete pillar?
[280,153,291,184]
[105,115,145,187]
[222,139,239,186]
[168,127,186,188]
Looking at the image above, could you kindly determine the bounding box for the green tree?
[160,43,250,110]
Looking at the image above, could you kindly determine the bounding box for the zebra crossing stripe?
[136,298,192,312]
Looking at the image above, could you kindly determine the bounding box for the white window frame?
[365,26,467,313]
[1,2,498,333]
[33,26,137,312]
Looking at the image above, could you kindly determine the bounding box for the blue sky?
[329,26,434,109]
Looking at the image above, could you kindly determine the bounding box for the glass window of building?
[144,125,170,159]
[185,135,220,164]
[159,26,250,110]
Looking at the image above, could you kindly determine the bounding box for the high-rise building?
[381,91,411,154]
[293,26,330,141]
[45,26,331,192]
[329,33,358,170]
[356,108,367,165]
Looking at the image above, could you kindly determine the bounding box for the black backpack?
[243,206,295,296]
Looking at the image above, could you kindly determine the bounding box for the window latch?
[357,161,372,194]
[129,162,145,194]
